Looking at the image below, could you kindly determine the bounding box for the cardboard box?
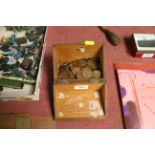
[133,33,155,58]
[53,43,107,119]
[0,26,47,101]
[0,113,56,129]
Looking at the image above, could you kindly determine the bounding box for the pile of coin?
[58,57,102,79]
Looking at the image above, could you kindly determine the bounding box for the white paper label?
[74,85,88,90]
[142,53,154,58]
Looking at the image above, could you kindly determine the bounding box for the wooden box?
[53,43,107,119]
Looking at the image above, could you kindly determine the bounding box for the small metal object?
[93,70,102,78]
[58,71,69,79]
[77,59,87,67]
[81,67,93,79]
[58,70,74,79]
[87,58,98,70]
[76,71,83,79]
[71,67,80,75]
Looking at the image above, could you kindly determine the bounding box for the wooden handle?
[98,26,121,46]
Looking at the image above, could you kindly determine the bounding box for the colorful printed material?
[117,69,155,128]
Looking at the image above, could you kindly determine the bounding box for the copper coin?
[58,71,69,79]
[81,67,93,79]
[58,70,74,79]
[77,59,87,67]
[93,70,102,78]
[71,60,78,67]
[72,67,80,75]
[87,58,98,70]
[67,70,75,79]
[76,71,83,79]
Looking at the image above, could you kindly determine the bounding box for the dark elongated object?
[98,26,121,46]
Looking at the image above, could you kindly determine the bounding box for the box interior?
[53,44,104,80]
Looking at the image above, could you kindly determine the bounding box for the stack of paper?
[117,69,155,128]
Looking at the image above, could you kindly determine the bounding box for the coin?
[81,67,93,79]
[77,59,87,67]
[58,70,74,79]
[71,60,78,67]
[87,58,98,69]
[76,71,83,79]
[67,70,75,79]
[58,57,102,80]
[71,67,80,75]
[58,71,69,79]
[93,70,102,78]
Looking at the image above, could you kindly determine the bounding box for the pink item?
[117,69,155,128]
